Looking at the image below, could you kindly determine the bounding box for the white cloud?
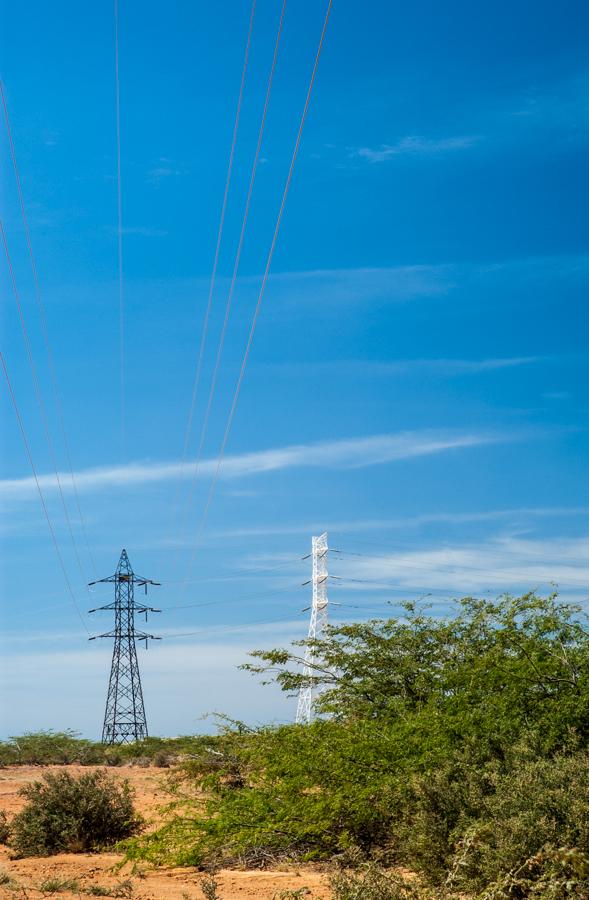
[259,356,543,377]
[0,635,299,738]
[204,506,589,540]
[333,535,589,596]
[355,135,479,162]
[0,430,504,501]
[147,158,185,184]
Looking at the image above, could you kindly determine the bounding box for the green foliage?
[0,731,208,767]
[330,867,426,899]
[0,869,18,887]
[127,593,589,896]
[0,809,10,843]
[200,876,221,899]
[273,890,315,899]
[479,847,589,898]
[0,730,103,766]
[38,878,80,893]
[10,769,142,857]
[84,881,134,898]
[443,754,589,893]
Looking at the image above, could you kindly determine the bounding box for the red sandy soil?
[0,765,331,899]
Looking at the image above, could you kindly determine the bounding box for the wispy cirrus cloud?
[355,135,480,163]
[0,430,504,501]
[259,356,543,378]
[202,506,589,541]
[334,534,589,595]
[147,157,185,184]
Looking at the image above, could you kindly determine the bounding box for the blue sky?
[1,0,588,738]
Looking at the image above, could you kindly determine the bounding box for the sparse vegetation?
[0,731,205,768]
[0,868,18,888]
[200,875,221,900]
[84,881,134,898]
[273,890,315,900]
[38,877,79,893]
[126,593,589,897]
[330,867,425,900]
[10,769,142,857]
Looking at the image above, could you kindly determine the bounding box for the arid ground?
[0,766,331,899]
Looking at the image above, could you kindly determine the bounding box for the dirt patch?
[0,765,331,899]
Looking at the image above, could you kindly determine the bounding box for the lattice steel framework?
[89,549,160,744]
[296,532,328,724]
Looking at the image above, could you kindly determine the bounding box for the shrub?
[329,867,426,899]
[10,769,142,857]
[85,880,134,898]
[38,878,79,893]
[444,753,589,893]
[200,876,221,900]
[126,594,589,893]
[0,809,10,843]
[152,750,171,768]
[0,869,18,887]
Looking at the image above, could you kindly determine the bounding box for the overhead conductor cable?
[0,350,89,634]
[1,80,96,577]
[176,0,288,540]
[180,0,333,592]
[174,0,258,507]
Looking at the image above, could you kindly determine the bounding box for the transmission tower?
[89,549,161,744]
[296,532,328,724]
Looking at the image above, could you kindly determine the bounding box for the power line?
[160,582,303,612]
[162,611,303,640]
[176,0,287,540]
[331,535,589,566]
[161,553,306,584]
[0,80,96,578]
[1,220,89,586]
[179,0,333,593]
[0,349,89,635]
[330,549,589,588]
[173,0,258,525]
[114,0,125,458]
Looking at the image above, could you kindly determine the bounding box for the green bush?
[10,769,142,857]
[125,593,589,896]
[0,731,206,768]
[38,877,79,893]
[329,867,426,899]
[0,809,10,844]
[445,754,589,893]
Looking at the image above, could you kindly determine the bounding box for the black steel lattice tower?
[89,549,160,744]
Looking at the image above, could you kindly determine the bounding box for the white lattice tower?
[296,532,328,724]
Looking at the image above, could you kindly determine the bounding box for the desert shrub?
[273,890,315,899]
[85,880,134,898]
[200,876,221,899]
[152,750,171,768]
[38,877,80,893]
[0,732,206,768]
[0,809,10,843]
[329,866,426,899]
[478,847,589,899]
[0,868,18,887]
[10,769,142,857]
[444,753,589,893]
[127,594,589,893]
[0,730,104,766]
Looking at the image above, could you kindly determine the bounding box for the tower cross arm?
[88,602,118,613]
